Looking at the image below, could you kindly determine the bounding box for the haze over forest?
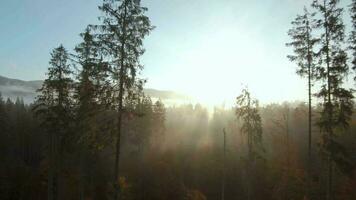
[1,0,356,200]
[2,0,354,105]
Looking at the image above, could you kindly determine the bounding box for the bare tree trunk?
[79,147,85,200]
[114,75,124,200]
[308,48,312,200]
[48,132,54,200]
[222,128,226,200]
[247,96,252,200]
[140,143,146,200]
[285,109,290,200]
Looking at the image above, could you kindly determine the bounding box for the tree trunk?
[247,96,252,200]
[79,147,85,200]
[323,1,333,199]
[48,132,54,200]
[307,19,313,200]
[114,74,124,200]
[222,128,226,200]
[114,2,128,199]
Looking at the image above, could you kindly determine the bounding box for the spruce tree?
[74,28,112,146]
[349,0,356,82]
[91,0,154,199]
[0,93,9,159]
[73,28,104,200]
[312,0,354,199]
[152,100,166,144]
[0,93,7,135]
[286,7,319,198]
[33,45,74,200]
[235,88,263,200]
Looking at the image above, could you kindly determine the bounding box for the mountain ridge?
[0,75,190,104]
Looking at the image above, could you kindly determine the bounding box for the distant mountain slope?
[0,75,43,104]
[0,75,190,104]
[0,75,43,89]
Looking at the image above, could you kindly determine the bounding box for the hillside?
[0,75,190,104]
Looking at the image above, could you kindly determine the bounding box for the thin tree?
[286,7,318,198]
[34,45,74,200]
[235,88,263,200]
[0,93,8,136]
[349,0,356,82]
[152,99,166,146]
[73,28,107,200]
[269,104,292,199]
[91,0,154,199]
[221,128,226,200]
[312,1,354,199]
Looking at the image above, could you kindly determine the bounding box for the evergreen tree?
[0,93,9,160]
[73,28,103,200]
[350,0,356,82]
[312,0,354,199]
[286,7,319,198]
[33,45,74,200]
[235,88,263,200]
[132,95,153,200]
[0,93,7,135]
[152,100,166,146]
[91,0,154,199]
[74,28,114,146]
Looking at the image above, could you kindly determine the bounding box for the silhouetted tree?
[0,93,9,165]
[151,100,166,146]
[350,0,356,82]
[91,0,154,199]
[33,45,74,200]
[312,0,354,199]
[0,93,8,136]
[287,7,319,198]
[73,28,107,200]
[235,88,264,200]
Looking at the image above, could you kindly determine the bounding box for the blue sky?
[0,0,353,105]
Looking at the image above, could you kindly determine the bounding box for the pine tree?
[73,28,104,200]
[134,95,153,200]
[235,88,263,200]
[33,45,74,200]
[312,1,354,199]
[91,0,154,199]
[349,0,356,82]
[286,7,319,198]
[0,93,9,160]
[0,93,7,135]
[152,99,166,145]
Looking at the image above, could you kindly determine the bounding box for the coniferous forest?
[1,0,356,200]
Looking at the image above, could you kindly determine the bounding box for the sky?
[0,0,354,106]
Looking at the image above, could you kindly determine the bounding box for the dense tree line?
[1,96,356,200]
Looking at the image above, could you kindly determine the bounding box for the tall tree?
[151,99,166,146]
[349,0,356,82]
[74,28,106,200]
[91,0,154,199]
[0,93,9,161]
[0,93,8,136]
[312,0,354,199]
[286,7,319,198]
[221,128,226,200]
[235,88,263,200]
[33,45,74,200]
